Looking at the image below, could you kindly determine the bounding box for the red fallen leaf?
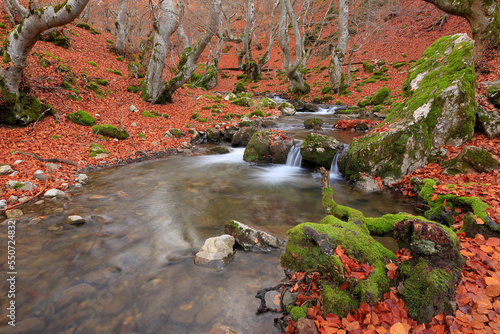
[325,313,340,324]
[430,193,438,201]
[476,217,485,225]
[358,303,371,314]
[486,237,500,247]
[339,281,349,291]
[389,322,407,334]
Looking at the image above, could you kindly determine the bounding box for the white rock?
[224,93,236,101]
[13,160,23,165]
[44,188,65,198]
[194,235,235,269]
[0,165,14,175]
[67,215,85,224]
[128,105,139,113]
[77,174,90,185]
[0,199,7,209]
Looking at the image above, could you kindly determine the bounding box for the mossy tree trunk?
[143,0,182,103]
[0,0,91,125]
[158,0,221,103]
[424,0,500,51]
[278,0,310,95]
[3,0,28,25]
[115,0,128,56]
[328,0,349,94]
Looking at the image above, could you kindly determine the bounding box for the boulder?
[0,199,7,210]
[194,235,235,270]
[65,110,96,126]
[300,133,343,168]
[231,126,259,147]
[206,128,222,143]
[92,124,129,140]
[243,130,293,164]
[224,220,286,251]
[5,180,37,191]
[44,188,65,198]
[483,80,500,108]
[442,146,499,175]
[304,118,323,129]
[304,102,319,112]
[0,165,14,175]
[345,34,476,184]
[278,102,296,116]
[476,107,500,139]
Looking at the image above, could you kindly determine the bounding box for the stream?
[0,108,421,333]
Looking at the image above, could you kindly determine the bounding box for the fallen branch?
[26,108,51,135]
[117,119,152,159]
[13,151,78,166]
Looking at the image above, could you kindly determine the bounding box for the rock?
[281,216,395,317]
[77,173,90,184]
[483,80,500,108]
[163,131,174,138]
[370,87,391,105]
[45,163,61,171]
[476,107,500,139]
[224,220,286,251]
[169,128,183,138]
[354,121,370,131]
[223,126,239,142]
[357,175,383,192]
[128,105,139,113]
[278,102,296,116]
[65,110,96,126]
[345,34,476,183]
[210,147,230,154]
[0,199,7,210]
[304,118,323,129]
[291,99,305,111]
[300,133,343,168]
[5,180,37,191]
[304,102,319,112]
[261,119,278,128]
[231,97,252,107]
[67,215,85,225]
[33,170,48,181]
[9,195,18,202]
[5,209,23,218]
[0,165,14,175]
[131,122,138,127]
[194,235,235,270]
[92,124,129,140]
[89,143,109,158]
[231,126,259,147]
[18,196,32,204]
[44,188,66,198]
[443,146,499,174]
[207,128,222,143]
[243,130,293,164]
[209,323,238,334]
[461,212,500,239]
[281,290,300,308]
[224,93,237,101]
[296,318,318,334]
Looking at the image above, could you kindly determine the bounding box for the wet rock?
[0,165,14,175]
[281,290,299,308]
[224,220,286,251]
[354,121,370,131]
[291,99,305,110]
[461,212,500,239]
[357,175,383,192]
[194,235,235,270]
[67,215,85,225]
[231,126,259,147]
[77,173,90,185]
[44,188,66,198]
[207,128,222,143]
[304,102,319,112]
[304,118,323,129]
[243,130,293,164]
[442,146,499,175]
[210,146,230,154]
[476,107,500,139]
[261,119,278,128]
[300,133,343,168]
[278,102,296,116]
[296,318,318,334]
[344,34,476,183]
[53,283,98,308]
[1,317,46,333]
[5,209,23,218]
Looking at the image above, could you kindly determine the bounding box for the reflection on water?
[0,147,419,333]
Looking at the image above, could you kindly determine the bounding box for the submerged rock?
[194,235,235,270]
[224,220,286,251]
[345,34,476,184]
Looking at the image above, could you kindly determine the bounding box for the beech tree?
[115,0,128,56]
[423,0,500,51]
[328,0,349,94]
[0,0,91,125]
[278,0,310,95]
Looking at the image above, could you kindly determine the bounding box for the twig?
[26,108,51,134]
[117,119,152,159]
[13,151,78,166]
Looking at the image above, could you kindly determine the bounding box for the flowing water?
[0,110,420,334]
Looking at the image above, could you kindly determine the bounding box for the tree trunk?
[278,0,310,95]
[0,0,90,125]
[143,0,181,103]
[423,0,500,51]
[237,0,254,70]
[329,0,349,94]
[115,0,127,56]
[159,0,222,103]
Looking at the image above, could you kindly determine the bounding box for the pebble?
[5,209,23,218]
[77,174,90,185]
[0,199,7,209]
[67,215,85,225]
[9,195,18,202]
[13,160,23,165]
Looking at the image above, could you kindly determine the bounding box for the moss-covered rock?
[66,110,95,126]
[461,212,500,238]
[206,128,221,143]
[476,107,500,139]
[0,86,45,125]
[278,102,296,116]
[300,133,343,168]
[231,97,252,107]
[443,145,499,174]
[484,80,500,108]
[304,118,323,129]
[370,87,390,105]
[243,130,292,164]
[88,143,109,157]
[231,126,259,147]
[232,80,247,94]
[92,124,128,140]
[345,34,477,184]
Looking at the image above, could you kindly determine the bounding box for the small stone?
[18,196,32,204]
[131,122,138,127]
[0,199,7,209]
[67,215,85,225]
[28,217,42,225]
[194,235,235,270]
[45,163,61,171]
[128,105,139,113]
[33,172,48,181]
[44,188,65,198]
[35,200,44,205]
[13,160,23,165]
[9,195,18,202]
[0,165,14,175]
[77,174,90,185]
[5,209,23,218]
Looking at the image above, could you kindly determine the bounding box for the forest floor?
[0,1,500,333]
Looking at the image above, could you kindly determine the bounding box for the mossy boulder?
[278,102,296,116]
[300,133,343,168]
[304,118,323,129]
[231,97,252,107]
[169,128,183,138]
[66,110,95,126]
[92,124,129,140]
[88,143,109,157]
[476,107,500,139]
[243,130,292,164]
[0,88,45,125]
[281,216,395,317]
[206,128,222,143]
[345,34,476,185]
[231,126,259,147]
[461,212,500,239]
[442,145,499,174]
[483,80,500,108]
[232,81,247,94]
[370,87,390,105]
[224,219,286,251]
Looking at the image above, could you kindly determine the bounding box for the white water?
[313,105,339,115]
[330,149,343,180]
[285,145,303,167]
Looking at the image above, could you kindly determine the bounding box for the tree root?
[13,151,78,166]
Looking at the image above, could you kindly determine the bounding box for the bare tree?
[0,0,91,125]
[278,0,310,95]
[423,0,500,51]
[329,0,349,94]
[237,0,254,69]
[115,0,128,56]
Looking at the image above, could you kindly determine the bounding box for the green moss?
[42,30,70,49]
[304,118,323,129]
[107,69,122,76]
[95,79,108,86]
[249,110,264,117]
[0,22,6,29]
[320,283,356,318]
[365,213,431,235]
[86,82,104,97]
[88,143,109,157]
[141,110,157,118]
[233,80,247,94]
[289,305,308,321]
[87,61,97,67]
[65,110,95,126]
[370,87,390,105]
[53,0,68,13]
[127,85,139,93]
[92,124,128,140]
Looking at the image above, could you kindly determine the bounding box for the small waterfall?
[330,147,344,179]
[286,145,303,167]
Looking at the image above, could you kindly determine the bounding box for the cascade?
[330,148,344,179]
[286,145,303,167]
